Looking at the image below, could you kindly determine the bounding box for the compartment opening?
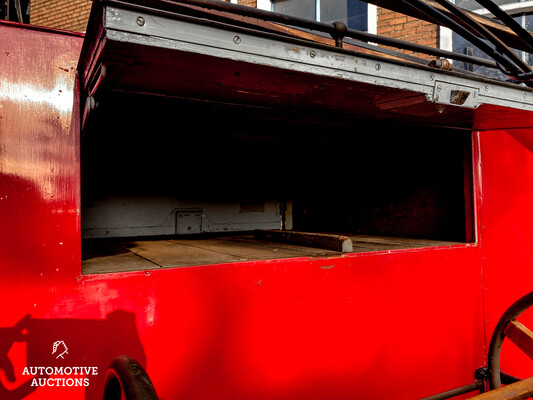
[81,92,474,274]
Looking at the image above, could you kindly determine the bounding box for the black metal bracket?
[474,366,521,387]
[475,366,490,381]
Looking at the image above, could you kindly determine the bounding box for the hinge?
[432,81,480,108]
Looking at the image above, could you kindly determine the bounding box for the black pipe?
[428,0,532,74]
[501,372,521,385]
[475,0,533,54]
[401,0,522,76]
[107,0,499,69]
[154,0,518,74]
[342,28,497,69]
[420,381,484,400]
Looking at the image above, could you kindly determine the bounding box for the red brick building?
[378,8,439,57]
[30,0,92,32]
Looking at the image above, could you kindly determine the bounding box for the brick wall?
[30,0,256,32]
[31,0,92,32]
[28,1,438,58]
[377,8,439,59]
[238,0,258,6]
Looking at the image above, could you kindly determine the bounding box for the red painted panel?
[0,250,486,399]
[474,105,533,380]
[0,21,84,400]
[0,22,82,279]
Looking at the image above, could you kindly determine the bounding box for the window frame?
[259,0,377,34]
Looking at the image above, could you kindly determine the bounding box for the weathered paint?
[0,20,533,400]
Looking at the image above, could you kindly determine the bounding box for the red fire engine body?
[2,1,533,399]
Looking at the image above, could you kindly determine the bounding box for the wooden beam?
[504,320,533,360]
[254,230,353,253]
[467,376,533,400]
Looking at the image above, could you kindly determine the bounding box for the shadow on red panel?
[0,310,146,399]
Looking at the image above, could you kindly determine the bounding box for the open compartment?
[78,0,478,274]
[81,90,474,274]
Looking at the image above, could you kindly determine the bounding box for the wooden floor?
[82,233,461,274]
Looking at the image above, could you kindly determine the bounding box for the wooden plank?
[350,235,458,245]
[171,236,337,262]
[254,230,353,253]
[81,235,342,273]
[351,242,407,252]
[467,376,533,400]
[82,251,160,274]
[217,236,339,257]
[126,240,239,268]
[346,235,462,253]
[82,234,461,274]
[504,320,533,360]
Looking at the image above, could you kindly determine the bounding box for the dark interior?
[82,91,473,245]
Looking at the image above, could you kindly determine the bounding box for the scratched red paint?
[0,20,532,400]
